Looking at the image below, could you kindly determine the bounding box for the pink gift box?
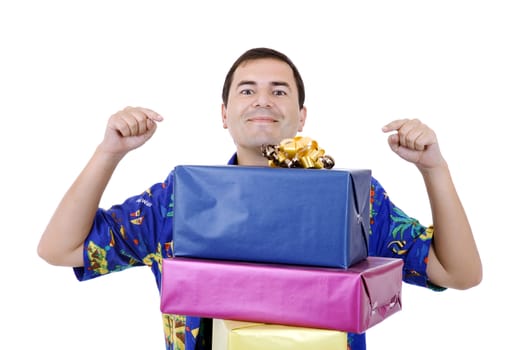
[160,256,403,333]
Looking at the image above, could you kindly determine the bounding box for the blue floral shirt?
[74,154,443,350]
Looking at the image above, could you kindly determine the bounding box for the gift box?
[160,256,403,333]
[172,165,371,268]
[212,319,347,350]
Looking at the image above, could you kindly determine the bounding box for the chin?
[258,136,283,147]
[244,132,279,146]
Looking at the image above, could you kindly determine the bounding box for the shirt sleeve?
[368,177,445,291]
[73,170,175,288]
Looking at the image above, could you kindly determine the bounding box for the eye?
[240,89,254,96]
[273,89,287,96]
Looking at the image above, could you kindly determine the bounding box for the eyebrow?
[236,80,291,89]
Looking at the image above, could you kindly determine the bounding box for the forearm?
[37,147,123,267]
[422,162,482,289]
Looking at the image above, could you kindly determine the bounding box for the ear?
[297,106,307,132]
[221,104,228,129]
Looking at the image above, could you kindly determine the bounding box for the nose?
[252,92,273,108]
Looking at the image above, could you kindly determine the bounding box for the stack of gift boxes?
[160,164,403,349]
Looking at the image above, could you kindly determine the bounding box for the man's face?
[222,58,306,152]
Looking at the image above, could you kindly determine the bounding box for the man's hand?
[99,106,163,157]
[382,118,445,171]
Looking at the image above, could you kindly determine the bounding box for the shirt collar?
[227,153,238,165]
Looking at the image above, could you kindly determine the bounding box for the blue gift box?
[173,165,371,268]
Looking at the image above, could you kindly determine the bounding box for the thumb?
[142,118,159,142]
[387,133,400,152]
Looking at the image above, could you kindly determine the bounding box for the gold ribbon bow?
[261,136,335,169]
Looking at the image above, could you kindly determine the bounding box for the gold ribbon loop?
[261,136,335,169]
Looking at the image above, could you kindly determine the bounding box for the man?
[38,47,482,350]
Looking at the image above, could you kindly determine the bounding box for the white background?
[1,1,523,349]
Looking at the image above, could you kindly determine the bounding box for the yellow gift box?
[212,319,347,350]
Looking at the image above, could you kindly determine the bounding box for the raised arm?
[382,118,482,290]
[37,106,163,267]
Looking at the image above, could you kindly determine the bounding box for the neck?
[236,147,270,166]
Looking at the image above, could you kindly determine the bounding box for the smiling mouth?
[247,117,278,123]
[244,107,280,122]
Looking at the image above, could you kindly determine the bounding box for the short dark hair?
[222,47,305,109]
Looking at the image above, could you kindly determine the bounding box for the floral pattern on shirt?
[74,163,443,350]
